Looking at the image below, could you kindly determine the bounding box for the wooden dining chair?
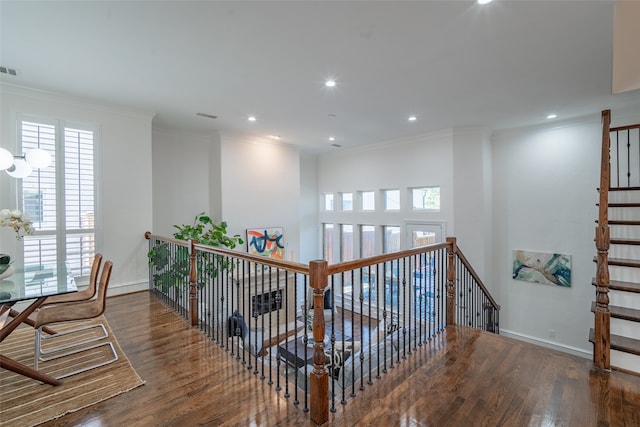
[33,260,117,379]
[6,254,103,333]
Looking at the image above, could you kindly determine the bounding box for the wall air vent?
[0,66,17,76]
[196,112,217,119]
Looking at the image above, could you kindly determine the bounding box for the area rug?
[0,315,144,426]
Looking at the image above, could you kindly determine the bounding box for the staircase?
[591,110,640,375]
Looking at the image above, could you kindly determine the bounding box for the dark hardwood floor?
[42,291,640,427]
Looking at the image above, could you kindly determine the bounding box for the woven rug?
[0,315,144,426]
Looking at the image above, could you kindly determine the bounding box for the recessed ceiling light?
[269,135,281,140]
[408,115,417,122]
[248,116,257,122]
[325,79,336,88]
[477,0,493,4]
[329,136,336,141]
[546,114,557,119]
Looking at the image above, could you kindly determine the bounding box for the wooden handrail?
[454,244,501,310]
[327,242,450,275]
[144,231,190,248]
[610,123,640,132]
[194,243,310,275]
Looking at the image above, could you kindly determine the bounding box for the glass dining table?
[0,262,77,386]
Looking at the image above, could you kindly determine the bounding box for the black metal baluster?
[302,274,308,412]
[255,264,265,380]
[240,260,246,365]
[275,268,281,391]
[359,266,365,392]
[627,129,632,187]
[350,268,356,398]
[295,276,304,406]
[401,256,407,360]
[616,131,620,187]
[378,262,384,378]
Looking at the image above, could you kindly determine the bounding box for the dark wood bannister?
[145,232,499,425]
[592,110,640,374]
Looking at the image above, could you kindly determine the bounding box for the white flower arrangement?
[0,209,34,240]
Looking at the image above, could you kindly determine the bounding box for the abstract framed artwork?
[246,227,285,260]
[512,250,571,287]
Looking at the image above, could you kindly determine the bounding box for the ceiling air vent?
[331,143,342,148]
[0,66,17,76]
[196,112,217,119]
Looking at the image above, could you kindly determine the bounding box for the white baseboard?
[107,280,148,297]
[500,328,592,359]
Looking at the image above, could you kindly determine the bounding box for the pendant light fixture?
[0,147,52,178]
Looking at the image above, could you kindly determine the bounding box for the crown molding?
[0,82,155,122]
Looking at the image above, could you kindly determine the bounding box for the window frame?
[16,113,100,283]
[383,188,401,211]
[410,186,441,211]
[360,190,375,211]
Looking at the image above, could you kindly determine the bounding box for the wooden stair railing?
[592,110,640,374]
[146,233,500,425]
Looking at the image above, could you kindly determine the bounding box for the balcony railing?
[145,233,499,425]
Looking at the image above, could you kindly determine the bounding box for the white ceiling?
[1,1,639,154]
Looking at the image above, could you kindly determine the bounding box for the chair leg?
[37,323,109,358]
[34,324,119,380]
[34,327,42,372]
[51,341,118,380]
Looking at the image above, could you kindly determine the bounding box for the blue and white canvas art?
[512,250,571,287]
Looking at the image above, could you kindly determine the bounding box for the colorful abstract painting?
[246,227,285,259]
[512,250,571,287]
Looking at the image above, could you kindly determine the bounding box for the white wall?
[317,130,455,255]
[219,135,301,262]
[152,127,214,236]
[0,83,154,295]
[452,127,492,279]
[492,116,601,356]
[299,154,319,263]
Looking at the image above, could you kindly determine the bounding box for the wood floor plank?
[36,291,640,427]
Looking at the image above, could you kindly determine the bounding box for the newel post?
[594,226,611,369]
[594,109,612,370]
[446,237,457,326]
[189,239,198,327]
[309,260,329,426]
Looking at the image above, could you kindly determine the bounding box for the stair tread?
[610,238,640,245]
[591,278,640,293]
[590,301,640,322]
[607,203,640,207]
[609,220,640,226]
[609,187,640,192]
[589,328,640,356]
[593,256,640,268]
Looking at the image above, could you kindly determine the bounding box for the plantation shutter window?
[19,117,97,280]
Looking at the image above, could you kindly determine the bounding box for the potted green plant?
[148,213,243,292]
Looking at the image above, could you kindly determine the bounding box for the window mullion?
[55,120,66,262]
